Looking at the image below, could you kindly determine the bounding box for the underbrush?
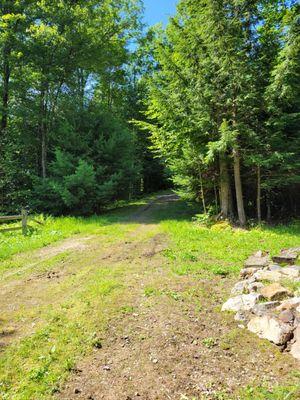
[158,200,300,277]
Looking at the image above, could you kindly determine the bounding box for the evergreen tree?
[142,0,299,224]
[0,0,169,215]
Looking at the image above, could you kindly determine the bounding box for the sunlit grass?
[0,194,156,263]
[158,200,300,277]
[0,196,299,399]
[0,271,127,400]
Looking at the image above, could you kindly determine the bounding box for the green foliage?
[0,0,168,216]
[32,109,141,215]
[158,200,300,277]
[0,196,299,399]
[143,0,300,222]
[202,337,217,349]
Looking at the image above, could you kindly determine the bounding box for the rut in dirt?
[57,195,298,400]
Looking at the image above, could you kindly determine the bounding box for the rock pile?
[222,248,300,360]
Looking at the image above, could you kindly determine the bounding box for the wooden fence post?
[22,208,28,235]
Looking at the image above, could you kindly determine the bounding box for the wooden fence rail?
[0,209,43,235]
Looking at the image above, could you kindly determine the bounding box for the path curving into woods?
[0,195,299,400]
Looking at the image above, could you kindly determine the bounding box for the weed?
[120,306,135,314]
[202,337,217,349]
[164,290,182,301]
[219,328,241,351]
[144,287,160,297]
[282,279,300,294]
[240,384,300,399]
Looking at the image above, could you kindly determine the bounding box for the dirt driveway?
[0,195,299,400]
[56,196,299,400]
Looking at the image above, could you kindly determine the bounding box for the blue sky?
[143,0,178,26]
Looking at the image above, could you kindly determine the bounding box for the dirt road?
[56,196,298,400]
[0,195,298,400]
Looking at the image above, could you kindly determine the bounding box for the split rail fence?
[0,209,43,235]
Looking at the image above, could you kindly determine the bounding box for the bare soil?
[37,236,93,258]
[1,195,298,399]
[56,196,298,400]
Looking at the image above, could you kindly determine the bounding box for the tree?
[0,0,160,215]
[265,4,300,218]
[142,0,299,224]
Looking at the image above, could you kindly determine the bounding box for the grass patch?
[144,286,182,301]
[219,328,241,351]
[282,279,300,294]
[0,195,299,399]
[202,337,217,349]
[0,215,130,264]
[159,200,300,278]
[240,384,300,400]
[0,264,130,399]
[0,193,161,263]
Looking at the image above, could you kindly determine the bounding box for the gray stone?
[247,275,258,284]
[240,267,260,279]
[272,249,298,265]
[277,297,300,311]
[234,311,248,322]
[252,301,280,316]
[231,281,248,295]
[268,264,282,272]
[260,283,292,301]
[290,326,300,360]
[248,316,294,345]
[253,270,283,282]
[248,282,264,293]
[281,267,300,279]
[289,247,300,255]
[278,310,294,324]
[222,294,261,313]
[245,251,270,268]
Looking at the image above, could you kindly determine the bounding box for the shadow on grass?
[93,195,199,226]
[99,196,299,237]
[71,194,300,240]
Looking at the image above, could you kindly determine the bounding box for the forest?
[0,0,299,225]
[1,2,300,399]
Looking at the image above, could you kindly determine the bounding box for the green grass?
[239,384,300,400]
[0,193,159,264]
[202,337,217,349]
[282,279,300,294]
[0,258,135,400]
[156,200,300,278]
[0,196,299,400]
[156,200,300,399]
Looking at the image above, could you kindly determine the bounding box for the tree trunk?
[219,154,230,218]
[1,44,10,134]
[0,43,11,211]
[257,165,261,223]
[39,82,48,178]
[214,180,219,213]
[266,192,271,222]
[233,148,246,226]
[228,184,234,219]
[41,126,47,179]
[199,169,207,214]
